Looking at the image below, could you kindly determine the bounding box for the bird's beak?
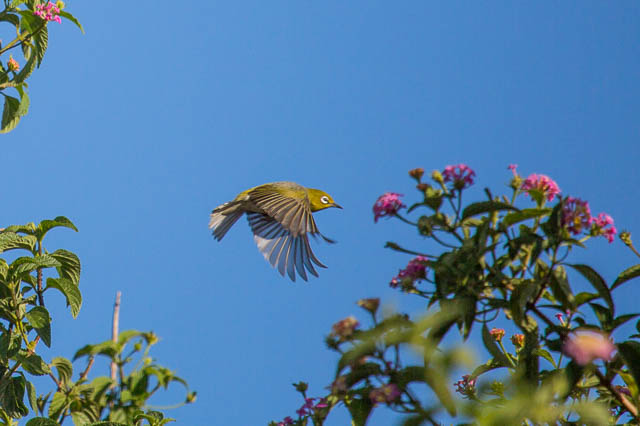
[332,203,343,209]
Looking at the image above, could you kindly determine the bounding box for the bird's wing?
[247,212,327,282]
[248,187,319,237]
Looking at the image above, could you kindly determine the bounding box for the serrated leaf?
[532,348,557,368]
[17,352,50,376]
[568,264,613,313]
[51,357,72,386]
[73,341,117,361]
[0,232,36,253]
[37,216,78,240]
[26,380,36,412]
[46,277,81,318]
[461,201,518,221]
[117,330,143,346]
[0,13,20,28]
[0,94,21,133]
[0,375,28,418]
[47,391,68,420]
[26,306,51,347]
[611,264,640,291]
[549,266,574,310]
[26,418,59,426]
[33,24,48,67]
[14,52,36,84]
[502,208,551,227]
[50,249,81,285]
[59,11,84,33]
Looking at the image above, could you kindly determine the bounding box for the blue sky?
[3,2,640,424]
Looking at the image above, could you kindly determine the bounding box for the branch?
[110,291,121,383]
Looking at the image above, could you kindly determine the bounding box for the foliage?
[0,219,194,425]
[0,0,83,133]
[271,165,640,425]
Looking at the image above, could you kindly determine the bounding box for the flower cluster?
[562,330,616,366]
[373,192,405,222]
[369,383,401,405]
[454,375,477,398]
[521,173,561,202]
[511,334,525,348]
[389,256,428,288]
[7,57,19,72]
[562,197,592,235]
[295,397,327,417]
[34,1,62,23]
[592,213,617,243]
[330,316,359,341]
[489,328,505,342]
[442,164,475,190]
[357,297,380,314]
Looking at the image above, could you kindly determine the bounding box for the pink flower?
[454,375,476,397]
[511,334,525,348]
[562,197,592,235]
[508,164,518,176]
[6,57,19,72]
[330,316,359,340]
[369,384,401,404]
[373,192,405,222]
[277,417,294,426]
[442,164,476,190]
[521,174,561,202]
[592,213,617,243]
[34,2,62,23]
[489,328,505,341]
[562,330,616,366]
[389,256,428,288]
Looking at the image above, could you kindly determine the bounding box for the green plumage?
[209,182,341,281]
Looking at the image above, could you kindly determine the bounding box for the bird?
[209,181,342,281]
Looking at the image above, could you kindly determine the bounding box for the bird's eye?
[320,196,330,204]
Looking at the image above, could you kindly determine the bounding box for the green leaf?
[46,277,81,318]
[14,52,36,84]
[568,264,613,313]
[26,306,51,347]
[26,380,36,412]
[47,391,68,420]
[118,330,143,346]
[0,232,36,253]
[59,11,84,33]
[0,13,20,29]
[481,324,511,368]
[36,216,78,240]
[17,352,50,376]
[87,422,128,426]
[532,348,557,368]
[561,361,584,399]
[611,264,640,291]
[73,341,118,361]
[589,303,612,329]
[502,208,551,227]
[611,313,640,332]
[32,24,48,67]
[548,266,574,310]
[51,357,72,386]
[0,94,21,133]
[50,249,81,285]
[618,341,640,393]
[461,201,518,221]
[424,365,456,416]
[345,394,373,426]
[26,418,59,426]
[0,375,28,418]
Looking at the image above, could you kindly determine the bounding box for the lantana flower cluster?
[330,316,359,341]
[561,197,617,243]
[34,1,62,23]
[389,256,428,289]
[373,192,405,222]
[521,173,562,202]
[442,164,476,190]
[369,383,401,405]
[454,375,477,398]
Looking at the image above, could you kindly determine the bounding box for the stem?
[0,22,46,56]
[79,356,94,381]
[110,291,121,383]
[37,240,45,307]
[594,369,638,418]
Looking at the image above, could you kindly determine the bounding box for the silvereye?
[209,181,342,281]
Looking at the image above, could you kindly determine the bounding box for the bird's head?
[308,189,342,212]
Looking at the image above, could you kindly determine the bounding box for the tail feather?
[209,202,244,241]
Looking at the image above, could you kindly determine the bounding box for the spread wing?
[248,187,318,237]
[247,212,326,281]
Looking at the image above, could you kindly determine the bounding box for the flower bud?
[489,328,505,342]
[511,334,525,348]
[56,0,65,9]
[357,298,380,315]
[431,170,444,185]
[294,381,308,393]
[619,230,632,247]
[7,56,19,72]
[408,167,424,182]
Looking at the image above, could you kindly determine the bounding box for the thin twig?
[110,291,121,382]
[79,356,94,381]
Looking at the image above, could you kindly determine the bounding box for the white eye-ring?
[320,195,330,204]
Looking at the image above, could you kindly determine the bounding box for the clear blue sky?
[3,2,640,424]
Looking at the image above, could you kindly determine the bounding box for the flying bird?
[209,181,342,281]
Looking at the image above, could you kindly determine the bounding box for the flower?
[454,375,477,398]
[369,384,401,404]
[489,328,505,342]
[562,197,592,235]
[508,164,518,175]
[389,256,428,289]
[331,376,348,394]
[277,416,294,426]
[6,56,19,72]
[34,1,62,23]
[511,334,525,348]
[373,192,405,222]
[357,298,380,314]
[409,167,424,181]
[562,330,616,366]
[442,164,475,190]
[592,212,617,243]
[330,316,359,340]
[521,174,561,202]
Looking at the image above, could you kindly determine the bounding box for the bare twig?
[110,291,121,382]
[79,356,94,381]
